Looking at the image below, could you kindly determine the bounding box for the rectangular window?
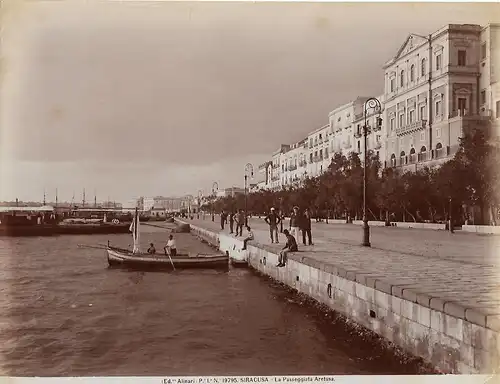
[390,118,395,131]
[481,43,487,60]
[420,131,425,141]
[376,135,381,142]
[458,98,467,114]
[458,50,466,66]
[481,90,486,105]
[497,101,500,118]
[436,54,442,70]
[435,100,442,117]
[390,78,395,92]
[409,110,415,123]
[436,128,441,138]
[420,105,426,120]
[357,140,360,152]
[399,114,404,128]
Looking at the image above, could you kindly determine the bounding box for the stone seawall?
[176,218,500,374]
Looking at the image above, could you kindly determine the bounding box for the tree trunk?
[385,210,390,226]
[401,205,416,222]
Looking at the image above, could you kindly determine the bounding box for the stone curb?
[177,219,500,332]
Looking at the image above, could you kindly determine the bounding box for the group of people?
[219,210,247,236]
[217,205,313,268]
[146,234,177,257]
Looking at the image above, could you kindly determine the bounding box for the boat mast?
[82,188,86,208]
[55,188,58,208]
[94,189,97,208]
[43,188,46,205]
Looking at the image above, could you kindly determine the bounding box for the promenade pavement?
[179,215,500,328]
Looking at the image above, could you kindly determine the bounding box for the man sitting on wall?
[241,225,254,250]
[277,229,298,267]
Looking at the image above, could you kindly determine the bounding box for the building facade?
[218,23,499,193]
[480,24,500,136]
[383,24,492,172]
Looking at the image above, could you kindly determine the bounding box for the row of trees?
[202,127,500,225]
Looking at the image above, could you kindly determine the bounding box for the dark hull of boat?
[230,258,249,268]
[0,225,57,237]
[56,223,131,235]
[107,248,229,270]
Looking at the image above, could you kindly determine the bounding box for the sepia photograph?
[0,0,499,379]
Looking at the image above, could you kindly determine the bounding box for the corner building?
[383,24,490,171]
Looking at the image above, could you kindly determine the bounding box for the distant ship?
[0,206,144,236]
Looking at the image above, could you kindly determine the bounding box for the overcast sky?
[1,1,498,204]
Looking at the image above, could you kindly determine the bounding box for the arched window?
[390,153,396,167]
[410,65,415,82]
[421,58,426,77]
[436,143,442,150]
[400,151,406,157]
[420,146,427,153]
[400,70,405,87]
[410,148,416,155]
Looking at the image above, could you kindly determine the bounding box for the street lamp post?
[212,182,218,222]
[362,97,382,247]
[244,163,254,226]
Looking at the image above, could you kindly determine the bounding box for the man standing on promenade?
[289,206,301,240]
[220,210,227,230]
[300,208,313,246]
[277,229,298,267]
[235,209,245,236]
[264,207,281,243]
[228,211,235,234]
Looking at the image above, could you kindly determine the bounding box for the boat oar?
[165,249,176,271]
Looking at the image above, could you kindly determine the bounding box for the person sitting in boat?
[147,243,156,254]
[241,225,254,251]
[164,234,177,256]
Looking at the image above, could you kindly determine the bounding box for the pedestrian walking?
[277,229,298,267]
[264,207,281,243]
[301,207,313,245]
[289,206,301,240]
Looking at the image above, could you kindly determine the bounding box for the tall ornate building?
[383,24,490,171]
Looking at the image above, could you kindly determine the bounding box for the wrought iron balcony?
[288,164,297,171]
[299,160,307,167]
[395,120,427,137]
[354,130,362,139]
[374,141,382,150]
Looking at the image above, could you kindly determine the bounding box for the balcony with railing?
[271,175,280,182]
[395,119,427,137]
[354,130,362,139]
[299,160,307,167]
[288,164,297,171]
[374,141,382,150]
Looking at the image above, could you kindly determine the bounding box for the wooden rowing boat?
[106,207,228,270]
[106,247,229,270]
